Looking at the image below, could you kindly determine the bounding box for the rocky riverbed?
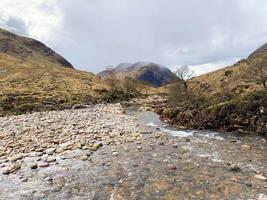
[0,103,266,199]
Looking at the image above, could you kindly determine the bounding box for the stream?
[0,105,266,199]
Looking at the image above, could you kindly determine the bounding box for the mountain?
[0,27,73,68]
[248,43,267,59]
[98,62,178,87]
[0,28,136,116]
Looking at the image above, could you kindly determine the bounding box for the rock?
[8,154,23,162]
[44,176,53,182]
[230,164,241,172]
[46,157,56,163]
[2,168,11,175]
[2,164,21,175]
[39,162,49,168]
[254,174,267,181]
[137,146,142,150]
[30,162,38,169]
[46,148,56,155]
[80,155,88,161]
[169,166,177,170]
[36,152,43,156]
[241,144,251,151]
[21,178,28,182]
[112,152,119,156]
[155,134,161,139]
[90,142,103,151]
[172,143,178,148]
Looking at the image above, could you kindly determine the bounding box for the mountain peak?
[98,62,177,87]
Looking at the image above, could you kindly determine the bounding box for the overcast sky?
[0,0,267,75]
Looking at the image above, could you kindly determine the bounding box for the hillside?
[0,28,73,68]
[189,44,267,101]
[98,62,178,87]
[0,28,145,116]
[158,43,267,136]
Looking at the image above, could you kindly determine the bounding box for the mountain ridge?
[0,27,73,68]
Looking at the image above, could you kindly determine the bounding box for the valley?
[0,27,266,200]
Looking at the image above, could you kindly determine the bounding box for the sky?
[0,0,267,76]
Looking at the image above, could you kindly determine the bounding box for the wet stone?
[39,162,49,168]
[30,163,38,169]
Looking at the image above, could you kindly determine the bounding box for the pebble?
[44,177,53,182]
[21,178,28,182]
[46,148,56,155]
[112,152,119,156]
[36,152,43,157]
[9,154,23,162]
[137,146,142,150]
[30,162,38,169]
[241,144,251,151]
[39,162,49,168]
[80,155,89,161]
[2,164,21,175]
[230,164,241,172]
[46,157,56,163]
[254,174,267,181]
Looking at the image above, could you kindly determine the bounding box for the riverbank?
[0,102,266,199]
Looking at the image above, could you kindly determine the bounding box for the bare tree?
[174,66,194,98]
[244,59,267,89]
[106,77,117,92]
[168,80,184,107]
[124,77,136,94]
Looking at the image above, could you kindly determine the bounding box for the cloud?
[0,0,267,75]
[0,0,63,42]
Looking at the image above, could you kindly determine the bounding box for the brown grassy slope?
[0,53,112,115]
[189,56,266,103]
[0,28,73,68]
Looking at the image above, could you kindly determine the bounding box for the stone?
[39,162,49,168]
[2,164,21,175]
[21,178,28,182]
[241,144,251,151]
[254,174,267,181]
[137,146,142,150]
[230,164,241,172]
[2,168,11,175]
[30,162,38,169]
[46,148,56,155]
[44,177,53,182]
[155,134,161,139]
[46,157,56,163]
[36,152,43,156]
[172,144,178,148]
[90,142,102,151]
[9,154,23,162]
[112,152,119,156]
[80,155,88,161]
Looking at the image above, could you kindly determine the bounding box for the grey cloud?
[0,16,28,36]
[2,0,267,74]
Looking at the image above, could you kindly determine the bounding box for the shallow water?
[0,106,266,199]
